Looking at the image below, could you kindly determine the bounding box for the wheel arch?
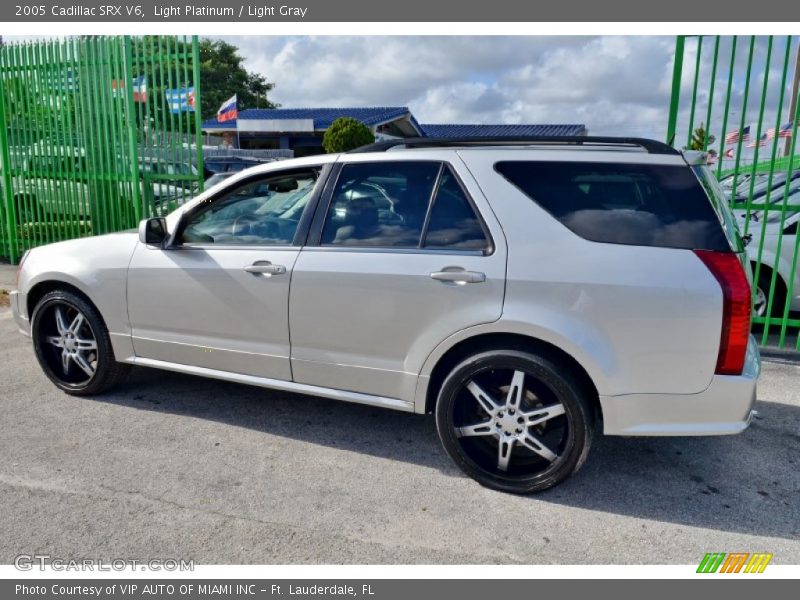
[420,331,601,421]
[751,260,788,292]
[27,278,103,326]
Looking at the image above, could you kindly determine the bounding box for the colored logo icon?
[697,552,773,573]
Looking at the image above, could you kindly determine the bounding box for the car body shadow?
[97,365,800,541]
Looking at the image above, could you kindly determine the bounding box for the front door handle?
[244,261,287,276]
[430,268,486,284]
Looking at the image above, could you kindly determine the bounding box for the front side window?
[180,169,319,245]
[321,161,440,247]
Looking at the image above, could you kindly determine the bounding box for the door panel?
[127,162,326,380]
[289,249,506,400]
[127,245,298,379]
[289,157,507,402]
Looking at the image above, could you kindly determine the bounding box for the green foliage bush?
[322,118,375,153]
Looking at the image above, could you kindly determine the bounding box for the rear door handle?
[430,268,486,284]
[244,262,287,276]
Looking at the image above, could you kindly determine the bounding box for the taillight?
[694,250,751,375]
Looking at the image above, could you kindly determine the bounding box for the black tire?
[754,268,787,319]
[435,350,594,494]
[31,289,130,396]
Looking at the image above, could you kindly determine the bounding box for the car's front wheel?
[435,350,595,494]
[31,290,130,395]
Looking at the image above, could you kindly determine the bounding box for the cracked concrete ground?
[0,307,799,564]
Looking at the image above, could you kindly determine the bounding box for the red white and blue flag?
[747,133,769,148]
[132,76,147,103]
[111,75,147,102]
[217,94,237,123]
[725,125,750,145]
[164,87,196,114]
[767,122,794,139]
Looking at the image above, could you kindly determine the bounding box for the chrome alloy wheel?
[39,303,98,384]
[453,369,568,475]
[754,286,767,317]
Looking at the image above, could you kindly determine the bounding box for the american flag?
[725,125,750,145]
[747,133,769,148]
[767,122,794,139]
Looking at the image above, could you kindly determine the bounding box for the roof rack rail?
[350,136,680,155]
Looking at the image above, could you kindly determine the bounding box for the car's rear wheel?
[31,290,130,395]
[435,350,594,494]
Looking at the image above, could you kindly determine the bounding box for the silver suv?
[10,137,760,493]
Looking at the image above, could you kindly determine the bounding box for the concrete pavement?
[0,307,798,564]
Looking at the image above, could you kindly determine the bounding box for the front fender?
[18,233,139,359]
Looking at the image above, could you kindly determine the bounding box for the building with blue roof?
[202,106,586,156]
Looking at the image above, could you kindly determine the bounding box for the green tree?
[197,38,278,121]
[685,123,716,151]
[322,118,374,153]
[129,36,278,133]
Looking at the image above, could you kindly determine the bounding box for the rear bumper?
[10,290,30,337]
[600,335,760,436]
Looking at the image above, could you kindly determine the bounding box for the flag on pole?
[217,94,238,123]
[747,133,768,148]
[164,87,196,114]
[132,76,147,103]
[112,76,148,102]
[725,125,750,145]
[766,123,793,140]
[777,122,794,138]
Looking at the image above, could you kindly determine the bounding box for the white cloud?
[219,35,677,138]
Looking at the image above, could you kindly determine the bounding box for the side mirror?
[139,217,169,246]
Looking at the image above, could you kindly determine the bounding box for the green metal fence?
[0,35,204,264]
[667,35,800,351]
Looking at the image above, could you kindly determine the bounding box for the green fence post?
[702,37,721,152]
[716,36,737,177]
[687,36,703,147]
[123,36,142,224]
[0,51,20,263]
[192,35,204,193]
[666,35,686,147]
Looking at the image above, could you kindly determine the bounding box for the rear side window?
[495,161,731,251]
[322,161,439,247]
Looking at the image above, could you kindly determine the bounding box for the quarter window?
[496,161,732,251]
[423,166,489,251]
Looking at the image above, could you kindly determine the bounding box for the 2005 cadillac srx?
[11,136,760,493]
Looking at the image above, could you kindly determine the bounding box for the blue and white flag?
[164,86,196,114]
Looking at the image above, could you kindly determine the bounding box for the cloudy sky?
[8,34,798,153]
[219,36,678,139]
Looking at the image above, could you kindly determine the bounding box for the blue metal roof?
[202,107,587,139]
[421,124,587,138]
[202,106,418,131]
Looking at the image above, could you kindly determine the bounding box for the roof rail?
[350,136,680,155]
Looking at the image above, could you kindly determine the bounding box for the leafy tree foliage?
[322,117,375,153]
